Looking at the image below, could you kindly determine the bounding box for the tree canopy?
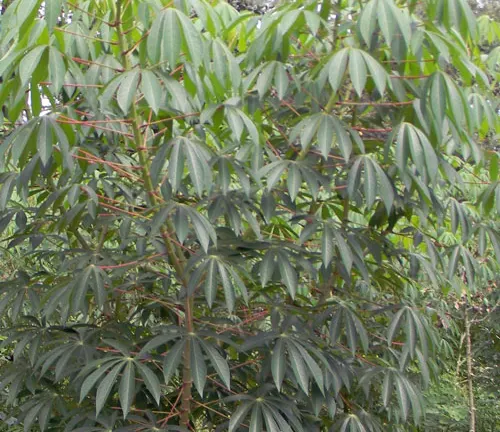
[0,0,498,431]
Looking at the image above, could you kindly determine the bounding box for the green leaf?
[96,362,125,416]
[163,10,181,67]
[292,341,324,393]
[274,63,289,100]
[395,374,409,421]
[348,49,367,97]
[217,261,235,312]
[72,265,93,313]
[119,360,135,418]
[148,12,164,64]
[261,161,288,191]
[37,116,53,165]
[387,307,406,346]
[378,0,396,43]
[278,252,297,298]
[363,158,377,209]
[229,402,253,432]
[141,70,162,114]
[332,118,352,161]
[199,338,231,389]
[321,225,334,268]
[20,46,47,87]
[287,163,302,201]
[163,339,186,385]
[382,370,393,407]
[23,403,44,432]
[260,250,276,287]
[328,48,349,93]
[92,266,107,308]
[334,231,353,273]
[318,115,334,159]
[249,404,263,432]
[256,62,275,98]
[374,163,394,213]
[136,361,162,405]
[177,12,203,67]
[262,405,281,432]
[48,48,65,94]
[361,51,387,95]
[45,0,62,33]
[138,332,181,359]
[287,342,309,393]
[203,259,217,308]
[168,139,185,192]
[117,70,140,114]
[358,0,377,44]
[190,338,207,396]
[189,208,217,252]
[183,138,211,196]
[271,338,286,391]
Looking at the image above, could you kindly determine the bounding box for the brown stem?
[180,299,194,426]
[464,303,476,432]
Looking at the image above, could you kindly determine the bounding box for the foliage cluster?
[0,0,498,431]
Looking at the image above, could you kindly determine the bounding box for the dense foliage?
[0,0,498,430]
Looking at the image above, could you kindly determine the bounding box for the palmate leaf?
[271,338,286,391]
[138,330,182,359]
[396,123,439,181]
[217,261,236,312]
[168,137,212,196]
[163,339,186,385]
[79,358,122,403]
[229,396,303,432]
[95,362,124,416]
[277,250,298,298]
[348,49,367,97]
[287,342,309,394]
[19,45,47,87]
[148,8,181,66]
[71,265,93,314]
[135,361,162,405]
[190,337,207,397]
[48,47,66,94]
[199,338,231,389]
[229,401,253,432]
[140,70,163,114]
[290,340,324,394]
[119,360,135,418]
[327,48,349,93]
[117,70,140,114]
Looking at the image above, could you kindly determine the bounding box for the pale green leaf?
[117,70,140,114]
[141,70,162,114]
[328,48,349,93]
[348,49,367,97]
[20,46,46,87]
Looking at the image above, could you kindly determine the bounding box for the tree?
[0,0,498,430]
